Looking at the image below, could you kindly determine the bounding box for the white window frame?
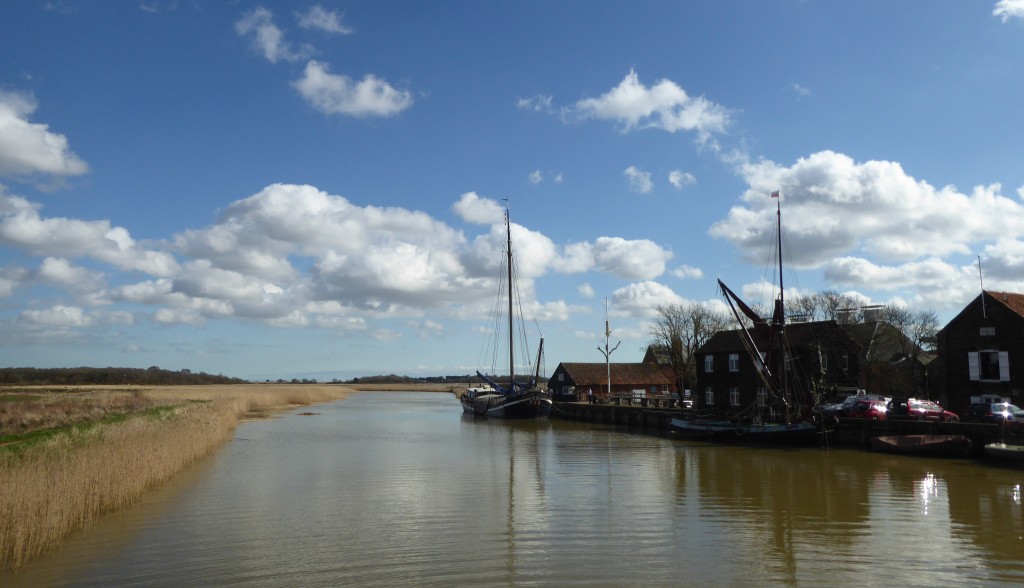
[729,387,740,407]
[756,387,767,407]
[704,387,714,406]
[704,355,714,373]
[969,350,1010,382]
[728,353,740,372]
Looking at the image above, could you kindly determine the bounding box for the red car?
[840,399,888,420]
[887,398,959,422]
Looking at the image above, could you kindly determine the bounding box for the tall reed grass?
[0,384,350,571]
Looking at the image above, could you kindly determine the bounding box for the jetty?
[552,400,1016,455]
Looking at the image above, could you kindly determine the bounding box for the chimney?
[862,305,883,323]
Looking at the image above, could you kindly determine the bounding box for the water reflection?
[4,393,1023,587]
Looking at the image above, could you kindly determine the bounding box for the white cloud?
[453,191,505,225]
[293,60,413,118]
[624,165,653,194]
[671,264,703,279]
[710,150,1024,268]
[235,7,312,64]
[578,282,595,298]
[0,91,88,179]
[296,5,353,34]
[668,170,696,190]
[609,281,685,318]
[592,237,671,280]
[529,170,543,184]
[994,0,1024,22]
[20,304,94,328]
[0,188,179,276]
[2,182,675,343]
[517,94,553,113]
[36,257,105,294]
[571,69,731,143]
[553,173,564,184]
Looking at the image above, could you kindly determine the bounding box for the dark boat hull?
[870,434,971,457]
[985,442,1024,462]
[461,391,552,419]
[671,418,820,445]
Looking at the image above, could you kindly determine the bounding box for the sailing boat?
[461,205,552,419]
[671,193,819,443]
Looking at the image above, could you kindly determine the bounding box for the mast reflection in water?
[5,392,1023,587]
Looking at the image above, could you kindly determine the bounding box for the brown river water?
[4,392,1023,587]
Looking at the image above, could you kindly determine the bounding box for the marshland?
[0,383,390,571]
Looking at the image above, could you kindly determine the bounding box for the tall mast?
[776,196,789,422]
[506,206,514,391]
[777,199,784,325]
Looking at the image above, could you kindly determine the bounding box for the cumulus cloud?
[668,170,696,190]
[710,150,1024,269]
[2,183,677,343]
[36,257,105,295]
[0,265,27,298]
[578,282,595,298]
[994,0,1024,22]
[529,170,543,184]
[0,91,88,179]
[0,188,179,276]
[610,281,685,318]
[571,69,731,143]
[672,264,703,279]
[453,191,505,225]
[624,166,653,194]
[293,60,413,118]
[296,5,353,34]
[235,7,312,63]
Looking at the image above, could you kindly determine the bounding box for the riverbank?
[0,384,354,571]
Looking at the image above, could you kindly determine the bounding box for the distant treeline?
[0,367,246,386]
[344,374,472,384]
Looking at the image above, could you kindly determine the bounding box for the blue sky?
[3,1,1024,381]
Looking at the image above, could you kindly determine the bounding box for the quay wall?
[551,401,1011,453]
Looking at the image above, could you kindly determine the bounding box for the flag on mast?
[770,190,780,198]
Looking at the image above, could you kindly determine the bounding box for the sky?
[2,1,1024,382]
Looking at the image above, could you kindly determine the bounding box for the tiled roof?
[699,320,848,354]
[555,362,675,386]
[989,290,1024,318]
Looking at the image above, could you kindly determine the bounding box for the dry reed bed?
[0,384,351,571]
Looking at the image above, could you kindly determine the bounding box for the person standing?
[587,388,593,404]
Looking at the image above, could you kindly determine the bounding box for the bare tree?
[650,303,730,391]
[879,305,940,397]
[786,289,863,324]
[816,290,863,324]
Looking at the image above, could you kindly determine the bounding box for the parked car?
[962,402,1024,429]
[887,398,959,422]
[825,394,889,418]
[839,399,888,420]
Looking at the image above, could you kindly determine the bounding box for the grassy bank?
[0,384,350,571]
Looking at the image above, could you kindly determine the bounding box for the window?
[841,353,849,371]
[729,387,740,406]
[704,387,714,406]
[969,351,1010,382]
[558,373,564,381]
[821,354,828,371]
[704,355,714,373]
[980,327,995,336]
[729,353,740,372]
[756,387,767,407]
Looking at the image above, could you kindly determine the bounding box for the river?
[4,392,1023,587]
